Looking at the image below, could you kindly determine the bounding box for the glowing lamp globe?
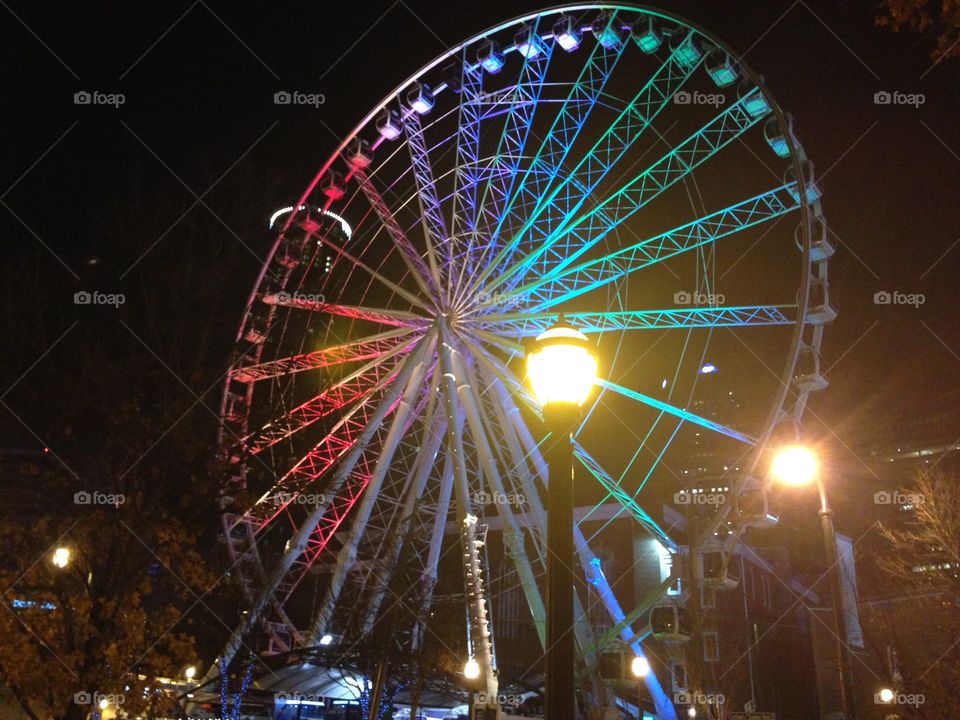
[878,687,895,704]
[463,658,481,679]
[52,547,71,568]
[184,665,197,680]
[526,321,597,409]
[630,655,650,678]
[770,445,818,487]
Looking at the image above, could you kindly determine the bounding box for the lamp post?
[770,445,856,720]
[526,319,598,720]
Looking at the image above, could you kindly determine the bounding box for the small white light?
[630,656,650,677]
[52,547,70,568]
[319,634,334,646]
[464,658,481,679]
[878,687,895,703]
[184,665,197,680]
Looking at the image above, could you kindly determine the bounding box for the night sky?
[3,0,959,469]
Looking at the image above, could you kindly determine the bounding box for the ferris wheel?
[210,4,834,716]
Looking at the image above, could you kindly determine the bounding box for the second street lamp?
[770,444,856,720]
[527,318,598,720]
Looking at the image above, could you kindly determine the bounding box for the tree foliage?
[0,163,281,719]
[878,0,960,61]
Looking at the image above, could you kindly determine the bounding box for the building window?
[657,541,683,597]
[703,631,720,662]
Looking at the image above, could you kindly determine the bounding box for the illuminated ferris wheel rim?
[213,4,834,712]
[257,0,824,458]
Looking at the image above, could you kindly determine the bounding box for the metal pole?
[817,477,856,720]
[544,404,579,720]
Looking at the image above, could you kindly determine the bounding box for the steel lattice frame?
[210,6,834,719]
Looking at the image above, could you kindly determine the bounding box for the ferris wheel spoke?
[304,336,436,645]
[482,32,706,295]
[447,52,484,289]
[453,18,556,306]
[490,85,770,295]
[404,111,450,300]
[571,520,676,717]
[599,378,755,444]
[469,14,630,297]
[354,168,442,303]
[437,328,499,685]
[214,333,436,670]
[264,292,430,328]
[239,339,416,456]
[308,228,435,313]
[572,440,677,549]
[480,372,549,563]
[453,348,549,646]
[517,182,807,310]
[272,390,435,616]
[233,335,435,537]
[230,327,417,383]
[360,400,447,637]
[466,305,796,336]
[459,332,536,412]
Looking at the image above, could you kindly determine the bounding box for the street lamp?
[184,665,197,680]
[770,444,818,487]
[51,547,71,569]
[464,658,481,680]
[526,318,598,720]
[770,444,855,720]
